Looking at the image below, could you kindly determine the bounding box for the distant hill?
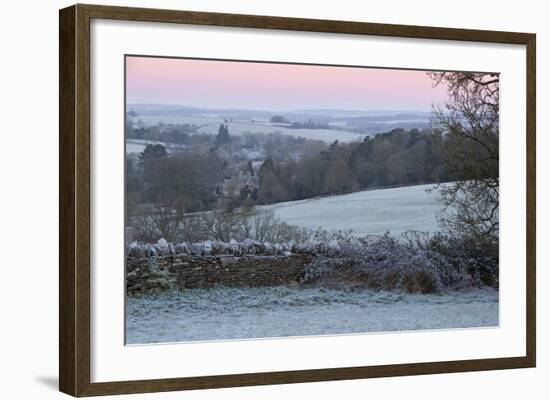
[127,104,432,132]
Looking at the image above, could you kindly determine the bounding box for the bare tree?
[252,209,280,242]
[429,72,499,241]
[323,158,358,194]
[200,209,236,242]
[130,205,181,243]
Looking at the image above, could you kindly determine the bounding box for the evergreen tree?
[246,160,254,176]
[139,144,167,161]
[215,124,231,146]
[258,158,275,177]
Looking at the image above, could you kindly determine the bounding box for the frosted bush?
[303,232,498,293]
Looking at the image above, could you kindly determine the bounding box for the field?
[126,138,189,154]
[268,183,443,237]
[126,139,170,154]
[136,114,366,143]
[126,286,498,344]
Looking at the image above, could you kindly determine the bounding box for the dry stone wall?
[127,253,314,293]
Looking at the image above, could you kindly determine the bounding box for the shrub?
[303,231,498,293]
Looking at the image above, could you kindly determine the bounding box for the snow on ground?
[268,184,443,236]
[126,139,185,154]
[136,115,365,143]
[126,287,498,344]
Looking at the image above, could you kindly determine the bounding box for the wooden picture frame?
[59,3,536,397]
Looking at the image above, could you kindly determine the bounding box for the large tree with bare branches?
[429,72,499,241]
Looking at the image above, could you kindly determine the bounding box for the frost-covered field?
[126,139,166,154]
[126,287,498,344]
[136,115,365,143]
[269,184,443,236]
[126,139,186,154]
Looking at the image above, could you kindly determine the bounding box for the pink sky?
[126,56,448,112]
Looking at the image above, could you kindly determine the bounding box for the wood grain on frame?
[59,3,536,397]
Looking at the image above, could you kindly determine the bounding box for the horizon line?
[125,103,435,115]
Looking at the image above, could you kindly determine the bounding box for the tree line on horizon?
[254,128,449,204]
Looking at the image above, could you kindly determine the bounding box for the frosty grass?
[126,286,498,344]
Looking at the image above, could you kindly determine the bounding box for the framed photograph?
[59,4,536,397]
